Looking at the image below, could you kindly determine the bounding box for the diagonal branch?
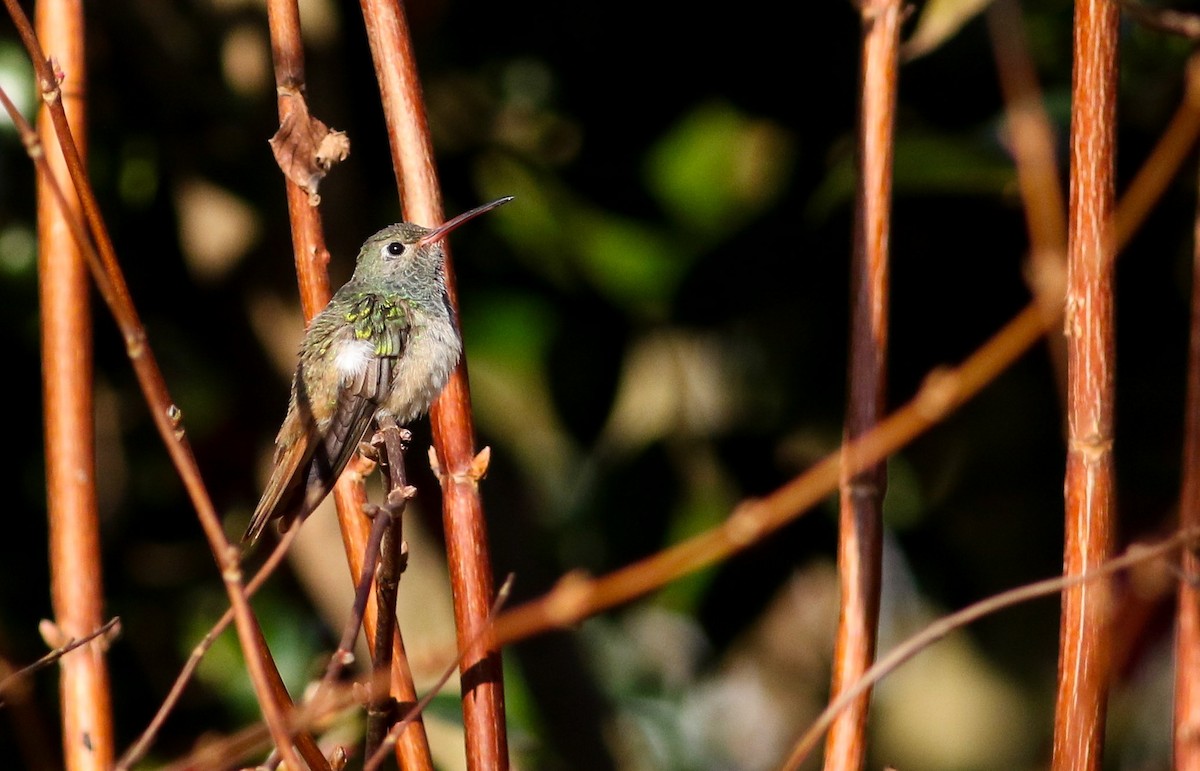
[0,3,314,767]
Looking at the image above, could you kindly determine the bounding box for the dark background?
[0,0,1194,768]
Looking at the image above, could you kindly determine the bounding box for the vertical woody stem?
[263,0,432,767]
[357,0,508,766]
[823,1,898,768]
[1172,157,1200,770]
[36,1,114,768]
[1053,0,1118,768]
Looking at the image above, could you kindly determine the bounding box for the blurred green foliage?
[0,0,1196,769]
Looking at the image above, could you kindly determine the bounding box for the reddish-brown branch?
[33,2,114,769]
[264,0,333,320]
[116,525,301,770]
[489,304,1053,645]
[1115,54,1200,253]
[332,465,432,771]
[356,0,508,767]
[1053,1,1119,768]
[824,0,898,767]
[484,27,1200,675]
[263,1,431,768]
[0,1,310,766]
[1173,157,1200,769]
[783,529,1200,770]
[987,0,1070,399]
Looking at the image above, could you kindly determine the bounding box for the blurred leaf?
[184,589,323,724]
[0,223,35,277]
[644,101,794,239]
[575,212,685,315]
[475,152,577,286]
[903,0,995,61]
[478,151,687,313]
[882,453,927,530]
[0,41,34,133]
[807,133,1015,222]
[656,461,737,613]
[464,292,580,506]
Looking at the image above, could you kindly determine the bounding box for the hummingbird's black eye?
[385,241,405,257]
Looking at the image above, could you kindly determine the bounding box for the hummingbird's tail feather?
[243,359,391,545]
[243,438,316,544]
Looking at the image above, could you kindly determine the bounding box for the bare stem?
[987,0,1070,401]
[33,1,115,768]
[0,2,314,766]
[363,415,413,758]
[1052,1,1120,768]
[1173,148,1200,771]
[356,0,508,765]
[824,0,898,767]
[781,529,1200,770]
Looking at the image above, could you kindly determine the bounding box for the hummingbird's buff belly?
[242,195,510,545]
[382,316,462,424]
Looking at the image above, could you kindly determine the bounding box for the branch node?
[545,570,593,627]
[124,328,147,359]
[725,500,765,546]
[914,367,960,420]
[387,485,417,507]
[38,620,68,649]
[467,446,492,482]
[428,445,443,481]
[39,56,64,102]
[220,561,243,584]
[166,404,185,440]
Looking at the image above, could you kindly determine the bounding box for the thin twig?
[0,4,310,764]
[364,575,514,771]
[315,506,390,698]
[987,0,1070,401]
[1113,52,1200,252]
[364,416,414,759]
[0,618,120,705]
[332,457,433,770]
[780,529,1200,770]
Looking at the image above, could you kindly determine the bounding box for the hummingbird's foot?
[396,539,409,575]
[385,485,417,509]
[357,440,379,462]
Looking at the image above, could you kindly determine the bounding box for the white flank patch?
[334,338,376,380]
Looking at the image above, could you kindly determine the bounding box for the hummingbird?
[243,196,513,544]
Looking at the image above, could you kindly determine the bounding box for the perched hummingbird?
[243,196,513,544]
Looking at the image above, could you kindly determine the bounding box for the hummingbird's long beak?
[416,196,514,247]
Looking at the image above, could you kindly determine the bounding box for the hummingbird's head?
[351,197,514,287]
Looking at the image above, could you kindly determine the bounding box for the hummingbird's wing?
[243,295,409,544]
